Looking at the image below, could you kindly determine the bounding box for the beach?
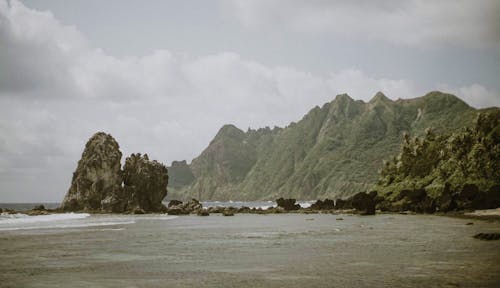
[1,212,500,287]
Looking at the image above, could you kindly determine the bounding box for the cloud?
[437,83,500,109]
[0,0,498,201]
[223,0,500,49]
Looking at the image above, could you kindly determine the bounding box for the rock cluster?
[167,199,203,215]
[276,198,300,211]
[376,184,500,213]
[60,132,168,213]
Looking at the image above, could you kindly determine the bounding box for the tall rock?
[61,132,123,212]
[123,153,169,212]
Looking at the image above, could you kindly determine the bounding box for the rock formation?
[61,132,169,213]
[166,199,203,215]
[276,198,301,211]
[61,132,123,212]
[123,153,169,212]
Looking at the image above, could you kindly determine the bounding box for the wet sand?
[1,214,499,287]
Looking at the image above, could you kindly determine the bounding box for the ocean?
[1,203,499,287]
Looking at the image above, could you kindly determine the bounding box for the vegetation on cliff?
[376,110,500,211]
[170,92,486,201]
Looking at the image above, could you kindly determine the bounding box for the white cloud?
[0,0,498,201]
[437,83,500,109]
[223,0,500,49]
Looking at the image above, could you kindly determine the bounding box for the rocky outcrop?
[61,132,169,213]
[350,192,376,215]
[167,199,202,215]
[276,198,300,211]
[61,132,123,212]
[123,153,169,213]
[376,183,500,213]
[310,199,335,210]
[473,233,500,241]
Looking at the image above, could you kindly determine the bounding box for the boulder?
[350,192,375,215]
[167,207,189,215]
[473,233,500,241]
[335,198,351,210]
[197,210,209,216]
[167,198,203,215]
[436,184,456,212]
[222,209,235,216]
[33,205,45,211]
[276,198,300,211]
[133,208,146,214]
[60,132,124,212]
[455,184,479,210]
[123,153,169,213]
[310,199,335,210]
[484,185,500,209]
[168,200,183,208]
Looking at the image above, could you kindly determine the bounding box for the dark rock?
[222,209,235,216]
[197,210,209,216]
[414,196,436,213]
[167,198,203,215]
[350,192,375,215]
[237,206,251,213]
[168,200,183,208]
[276,198,300,211]
[335,199,351,210]
[61,132,123,212]
[484,185,500,209]
[0,208,2,213]
[207,206,225,213]
[184,199,202,212]
[123,153,169,213]
[473,233,500,240]
[466,222,474,225]
[336,217,343,221]
[310,199,335,210]
[167,207,189,215]
[455,184,480,210]
[33,205,45,211]
[437,184,456,212]
[133,208,145,214]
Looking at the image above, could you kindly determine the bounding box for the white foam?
[0,213,90,224]
[0,220,135,231]
[299,202,313,208]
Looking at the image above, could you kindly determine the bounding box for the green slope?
[170,91,491,201]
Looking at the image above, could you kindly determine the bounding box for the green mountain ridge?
[168,91,497,201]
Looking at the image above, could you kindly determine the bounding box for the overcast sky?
[1,0,499,202]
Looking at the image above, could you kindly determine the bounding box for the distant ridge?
[168,91,497,201]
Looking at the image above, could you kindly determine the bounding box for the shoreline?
[3,205,500,222]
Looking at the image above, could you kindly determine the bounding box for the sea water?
[1,204,499,287]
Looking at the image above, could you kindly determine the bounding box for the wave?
[0,220,135,231]
[0,213,90,224]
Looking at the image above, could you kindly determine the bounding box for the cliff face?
[61,132,123,212]
[123,153,169,212]
[172,92,489,201]
[61,133,168,213]
[376,110,500,212]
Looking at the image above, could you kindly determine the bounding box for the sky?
[1,0,499,202]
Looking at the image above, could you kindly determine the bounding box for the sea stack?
[123,153,169,213]
[61,132,124,212]
[61,132,169,213]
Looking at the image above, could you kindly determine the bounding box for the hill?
[168,91,493,201]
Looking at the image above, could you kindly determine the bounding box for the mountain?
[168,91,494,201]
